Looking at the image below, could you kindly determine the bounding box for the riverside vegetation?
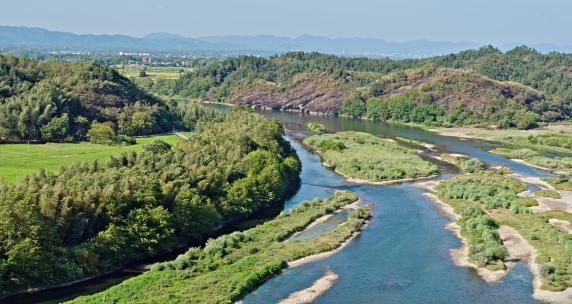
[68,191,371,304]
[436,173,572,291]
[304,131,439,182]
[0,108,301,295]
[491,133,572,174]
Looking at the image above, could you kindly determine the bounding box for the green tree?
[131,111,156,136]
[40,114,70,141]
[514,110,539,130]
[340,97,366,118]
[87,122,115,144]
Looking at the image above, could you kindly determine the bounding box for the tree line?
[143,47,572,129]
[0,108,301,294]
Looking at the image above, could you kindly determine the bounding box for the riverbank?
[287,217,370,268]
[285,200,361,241]
[67,191,371,304]
[277,272,339,304]
[498,225,572,304]
[415,181,511,282]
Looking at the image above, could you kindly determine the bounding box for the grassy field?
[303,131,439,182]
[0,134,181,184]
[69,191,370,304]
[115,65,193,81]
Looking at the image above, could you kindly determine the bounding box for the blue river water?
[242,109,551,304]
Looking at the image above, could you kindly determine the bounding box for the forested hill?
[0,55,182,141]
[0,108,301,295]
[154,46,572,129]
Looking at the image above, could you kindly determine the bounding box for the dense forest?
[144,46,572,129]
[0,108,301,294]
[0,55,182,142]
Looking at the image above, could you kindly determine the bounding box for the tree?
[514,110,539,130]
[40,114,69,141]
[87,122,115,144]
[131,111,156,136]
[369,82,385,97]
[173,188,220,238]
[340,97,366,118]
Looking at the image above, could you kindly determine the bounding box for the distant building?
[142,55,152,64]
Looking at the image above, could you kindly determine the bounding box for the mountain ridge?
[3,25,571,58]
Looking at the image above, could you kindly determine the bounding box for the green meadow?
[0,134,181,184]
[116,65,193,81]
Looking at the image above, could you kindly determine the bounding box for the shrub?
[306,122,327,135]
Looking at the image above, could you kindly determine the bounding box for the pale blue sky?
[2,0,570,44]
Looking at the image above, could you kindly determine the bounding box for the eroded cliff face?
[224,73,352,114]
[214,68,545,116]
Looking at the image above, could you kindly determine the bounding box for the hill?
[0,55,182,141]
[161,47,572,128]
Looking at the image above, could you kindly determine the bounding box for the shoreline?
[498,225,572,304]
[287,218,370,268]
[277,272,339,304]
[420,190,511,283]
[284,200,361,242]
[335,167,439,186]
[417,180,572,303]
[510,159,560,174]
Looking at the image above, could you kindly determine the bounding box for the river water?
[242,109,551,304]
[5,107,552,303]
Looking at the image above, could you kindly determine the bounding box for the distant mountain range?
[1,26,571,58]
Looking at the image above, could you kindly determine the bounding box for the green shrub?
[306,122,327,135]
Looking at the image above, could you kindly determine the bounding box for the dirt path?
[175,132,189,140]
[278,272,339,304]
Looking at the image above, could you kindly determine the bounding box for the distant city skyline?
[1,0,571,45]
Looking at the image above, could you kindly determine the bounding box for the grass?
[493,209,572,291]
[304,131,439,182]
[68,191,370,304]
[115,65,193,81]
[0,134,181,184]
[536,189,562,199]
[441,154,486,173]
[437,172,572,291]
[492,147,572,174]
[486,133,572,174]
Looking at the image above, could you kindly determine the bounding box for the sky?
[1,0,571,45]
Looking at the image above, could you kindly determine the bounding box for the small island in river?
[303,131,440,184]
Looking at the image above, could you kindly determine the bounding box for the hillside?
[0,55,182,141]
[158,47,572,129]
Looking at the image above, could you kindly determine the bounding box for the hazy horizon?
[1,0,571,45]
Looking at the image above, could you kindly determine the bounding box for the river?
[5,107,552,303]
[242,109,550,304]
